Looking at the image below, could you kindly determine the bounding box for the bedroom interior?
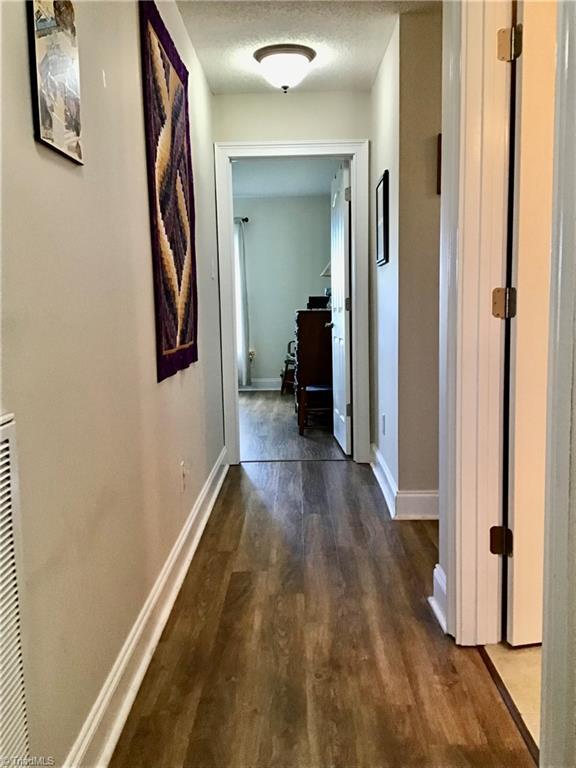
[232,155,347,462]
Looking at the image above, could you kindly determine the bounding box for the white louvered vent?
[0,419,30,760]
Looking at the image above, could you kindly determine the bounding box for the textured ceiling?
[176,1,437,94]
[232,157,342,197]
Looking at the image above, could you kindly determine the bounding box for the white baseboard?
[396,491,439,520]
[370,444,398,517]
[64,448,229,768]
[239,377,281,392]
[428,564,448,633]
[370,444,438,520]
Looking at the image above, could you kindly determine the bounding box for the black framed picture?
[376,170,389,265]
[27,0,83,164]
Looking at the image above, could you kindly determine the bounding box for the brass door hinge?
[490,526,513,556]
[498,24,523,61]
[345,186,351,202]
[492,287,517,319]
[345,296,351,311]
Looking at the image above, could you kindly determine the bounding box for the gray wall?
[234,196,330,381]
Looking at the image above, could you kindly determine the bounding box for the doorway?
[231,155,348,462]
[481,0,557,755]
[214,141,370,466]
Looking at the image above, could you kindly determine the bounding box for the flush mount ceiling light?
[253,44,317,93]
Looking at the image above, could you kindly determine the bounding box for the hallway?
[239,391,346,462]
[111,461,532,768]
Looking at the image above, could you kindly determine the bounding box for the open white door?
[506,0,556,646]
[330,162,352,455]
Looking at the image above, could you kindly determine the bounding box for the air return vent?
[0,418,30,759]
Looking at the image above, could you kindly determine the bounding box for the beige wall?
[213,91,371,142]
[1,1,223,762]
[398,12,442,490]
[370,19,400,480]
[370,10,442,492]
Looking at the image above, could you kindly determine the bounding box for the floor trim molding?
[428,563,448,633]
[370,444,398,517]
[396,490,439,520]
[239,377,281,392]
[64,448,229,768]
[371,445,439,520]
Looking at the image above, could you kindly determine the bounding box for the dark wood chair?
[294,310,333,435]
[280,340,295,395]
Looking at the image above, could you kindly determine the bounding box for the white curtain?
[234,219,251,387]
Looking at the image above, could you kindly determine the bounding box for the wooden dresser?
[294,310,333,433]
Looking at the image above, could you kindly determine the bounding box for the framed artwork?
[27,0,83,164]
[139,0,198,381]
[376,170,390,266]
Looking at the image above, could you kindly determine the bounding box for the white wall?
[213,91,371,142]
[1,1,223,762]
[234,196,330,381]
[370,10,442,499]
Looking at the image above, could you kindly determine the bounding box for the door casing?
[541,3,576,760]
[214,140,370,465]
[434,0,511,645]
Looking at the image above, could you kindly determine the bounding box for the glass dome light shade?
[254,44,316,91]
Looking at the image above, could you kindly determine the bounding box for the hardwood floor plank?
[233,463,278,573]
[304,616,360,768]
[183,570,268,768]
[109,549,234,768]
[268,462,305,595]
[257,592,309,768]
[111,462,534,768]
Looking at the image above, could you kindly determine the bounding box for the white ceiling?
[232,156,342,197]
[176,1,436,94]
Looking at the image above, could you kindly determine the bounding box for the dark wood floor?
[239,391,346,462]
[111,461,533,768]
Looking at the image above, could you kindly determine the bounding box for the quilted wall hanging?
[139,0,198,381]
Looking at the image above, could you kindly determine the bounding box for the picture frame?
[376,170,389,266]
[27,0,84,164]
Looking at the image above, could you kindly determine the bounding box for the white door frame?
[214,140,370,465]
[438,2,576,755]
[541,0,576,760]
[434,0,511,645]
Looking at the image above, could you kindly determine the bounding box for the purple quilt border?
[139,0,199,382]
